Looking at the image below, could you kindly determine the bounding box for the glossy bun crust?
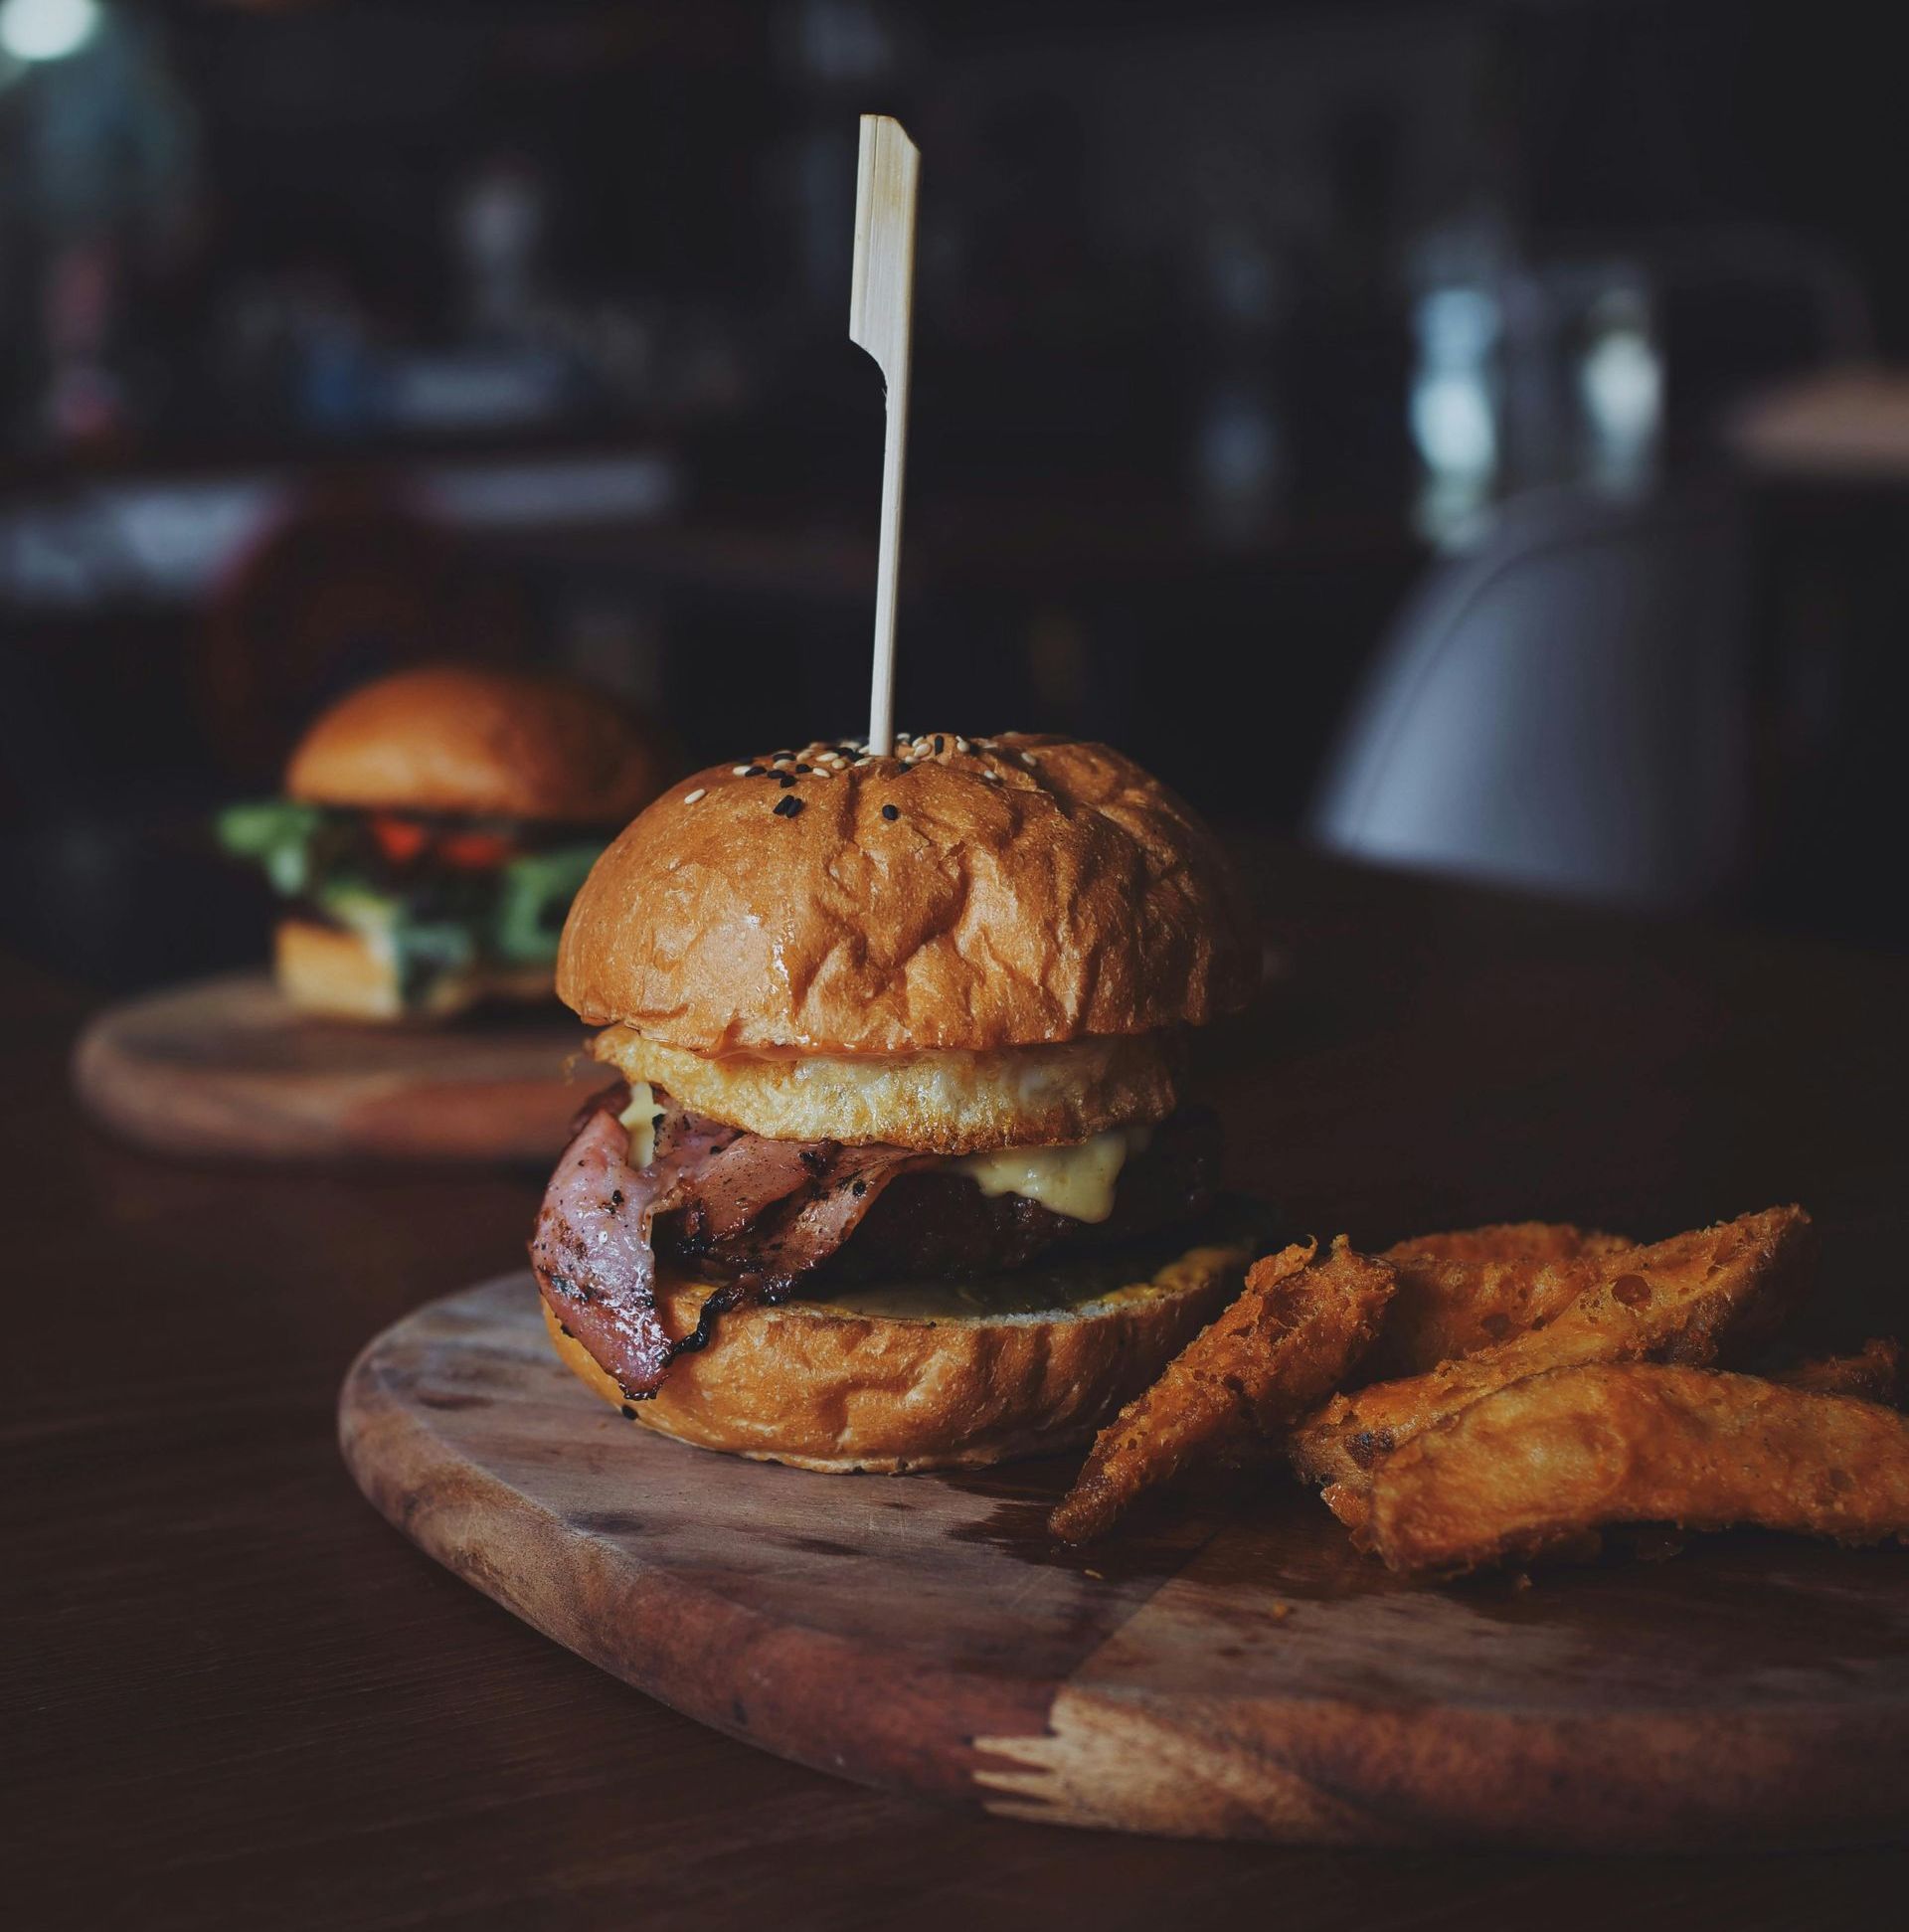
[557,734,1256,1054]
[541,1235,1249,1473]
[287,664,664,825]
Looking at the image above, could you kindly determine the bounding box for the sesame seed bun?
[556,734,1256,1056]
[287,664,664,825]
[541,1230,1253,1473]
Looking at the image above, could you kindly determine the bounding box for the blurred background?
[4,0,1907,990]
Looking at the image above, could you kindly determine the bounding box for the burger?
[530,731,1261,1473]
[217,665,665,1020]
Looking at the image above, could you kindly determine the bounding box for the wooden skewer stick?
[849,113,920,758]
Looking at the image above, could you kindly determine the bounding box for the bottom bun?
[541,1224,1258,1473]
[274,919,552,1022]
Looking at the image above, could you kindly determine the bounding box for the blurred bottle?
[5,2,197,452]
[1190,222,1289,545]
[41,236,127,450]
[1408,269,1503,548]
[456,155,547,343]
[1577,278,1661,494]
[1408,218,1662,545]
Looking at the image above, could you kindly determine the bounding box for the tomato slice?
[370,814,430,865]
[437,828,516,870]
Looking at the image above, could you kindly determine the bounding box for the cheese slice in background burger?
[530,730,1262,1472]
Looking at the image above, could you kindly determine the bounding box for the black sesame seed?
[881,802,900,820]
[778,772,797,789]
[773,794,804,818]
[795,763,811,773]
[620,1404,637,1420]
[934,735,945,753]
[743,765,766,778]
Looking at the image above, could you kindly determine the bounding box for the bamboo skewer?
[849,114,921,758]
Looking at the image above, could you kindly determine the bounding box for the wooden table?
[8,847,1908,1929]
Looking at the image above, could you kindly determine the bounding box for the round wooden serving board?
[340,1274,1909,1849]
[75,972,589,1163]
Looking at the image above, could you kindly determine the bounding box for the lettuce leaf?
[215,800,327,896]
[492,844,602,965]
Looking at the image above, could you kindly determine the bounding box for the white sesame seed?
[954,737,970,753]
[683,788,706,804]
[772,758,792,770]
[732,765,752,776]
[1020,751,1038,766]
[811,766,833,778]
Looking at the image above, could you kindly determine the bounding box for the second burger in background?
[219,665,666,1021]
[531,731,1261,1472]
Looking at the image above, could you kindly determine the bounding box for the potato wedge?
[1051,1237,1394,1545]
[1385,1222,1633,1266]
[1370,1223,1635,1378]
[1364,1362,1909,1576]
[1291,1204,1812,1500]
[1770,1337,1901,1407]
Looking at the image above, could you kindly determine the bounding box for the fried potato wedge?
[1370,1223,1636,1379]
[1291,1204,1813,1502]
[1364,1362,1909,1576]
[1050,1237,1395,1545]
[1771,1337,1902,1408]
[1385,1222,1633,1267]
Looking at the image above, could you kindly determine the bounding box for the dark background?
[4,0,1906,982]
[10,13,1909,1921]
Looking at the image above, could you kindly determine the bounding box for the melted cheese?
[951,1124,1151,1224]
[617,1080,659,1168]
[611,1080,1148,1221]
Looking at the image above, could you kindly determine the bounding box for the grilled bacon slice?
[530,1086,1219,1400]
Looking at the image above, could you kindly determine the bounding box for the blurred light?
[0,0,102,63]
[1410,285,1501,546]
[420,453,676,528]
[1419,286,1499,367]
[1580,288,1662,491]
[1410,290,1501,476]
[1583,331,1659,439]
[0,456,677,611]
[1194,382,1285,544]
[1411,373,1496,476]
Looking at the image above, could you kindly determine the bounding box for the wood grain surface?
[341,1272,1909,1851]
[11,845,1909,1929]
[72,969,591,1162]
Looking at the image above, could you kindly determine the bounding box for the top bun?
[558,733,1257,1055]
[287,665,664,825]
